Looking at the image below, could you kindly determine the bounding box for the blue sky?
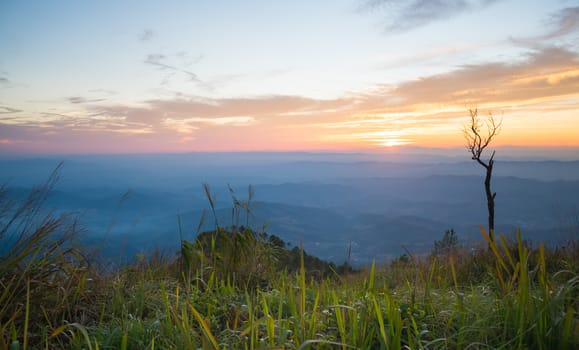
[1,0,578,153]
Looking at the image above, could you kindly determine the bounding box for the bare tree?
[464,108,502,241]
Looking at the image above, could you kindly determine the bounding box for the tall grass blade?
[372,296,388,350]
[203,183,219,229]
[120,333,128,350]
[299,242,306,341]
[188,304,220,350]
[368,260,375,292]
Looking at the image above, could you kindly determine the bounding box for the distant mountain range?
[1,153,578,265]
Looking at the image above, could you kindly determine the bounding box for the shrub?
[0,166,101,349]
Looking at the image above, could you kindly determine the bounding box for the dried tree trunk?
[464,109,501,242]
[483,152,496,239]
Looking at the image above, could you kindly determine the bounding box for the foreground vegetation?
[1,177,578,349]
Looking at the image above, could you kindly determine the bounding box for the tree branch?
[464,108,501,166]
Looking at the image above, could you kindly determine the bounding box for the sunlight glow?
[377,138,413,147]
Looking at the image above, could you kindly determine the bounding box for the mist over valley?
[2,149,577,265]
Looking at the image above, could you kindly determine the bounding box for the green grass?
[1,179,578,349]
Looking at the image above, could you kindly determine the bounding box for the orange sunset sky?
[0,1,578,154]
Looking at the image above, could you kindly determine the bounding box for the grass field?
[1,179,577,349]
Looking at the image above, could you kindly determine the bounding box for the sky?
[0,0,578,154]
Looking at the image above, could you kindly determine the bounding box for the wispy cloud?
[138,29,154,42]
[512,6,579,44]
[362,0,501,32]
[547,6,579,38]
[0,71,13,88]
[67,96,107,104]
[144,53,201,83]
[0,106,22,114]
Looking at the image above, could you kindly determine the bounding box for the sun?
[378,138,413,147]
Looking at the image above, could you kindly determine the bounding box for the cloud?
[0,106,22,114]
[363,0,501,32]
[68,96,87,104]
[90,95,354,131]
[147,95,351,118]
[92,104,162,125]
[171,116,255,126]
[0,124,60,152]
[0,73,13,88]
[548,7,579,38]
[3,46,579,152]
[138,29,154,42]
[144,53,200,83]
[390,46,579,106]
[0,109,154,139]
[67,96,107,104]
[513,6,579,44]
[1,95,343,152]
[161,116,254,135]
